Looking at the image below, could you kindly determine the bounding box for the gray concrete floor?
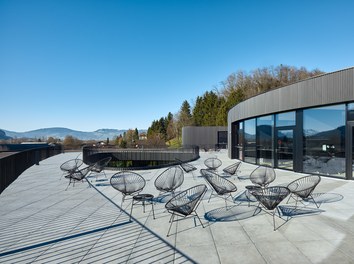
[1,150,354,263]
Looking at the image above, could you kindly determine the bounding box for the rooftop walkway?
[1,151,354,263]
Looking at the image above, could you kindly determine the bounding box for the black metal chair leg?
[130,200,134,221]
[167,214,175,237]
[151,202,155,219]
[195,213,205,228]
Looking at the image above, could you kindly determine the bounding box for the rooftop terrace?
[1,151,354,263]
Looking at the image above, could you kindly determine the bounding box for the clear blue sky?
[1,0,354,132]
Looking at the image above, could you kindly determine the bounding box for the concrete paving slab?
[2,150,354,263]
[217,244,266,264]
[294,239,354,264]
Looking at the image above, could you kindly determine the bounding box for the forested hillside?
[147,64,324,146]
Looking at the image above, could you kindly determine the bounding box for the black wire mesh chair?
[250,186,290,231]
[222,161,241,177]
[287,175,321,208]
[176,158,197,178]
[154,166,184,194]
[250,166,276,188]
[200,169,237,207]
[64,165,92,190]
[204,157,222,170]
[90,157,112,180]
[60,158,83,179]
[165,184,207,237]
[110,171,146,209]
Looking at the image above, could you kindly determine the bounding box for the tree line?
[147,64,324,146]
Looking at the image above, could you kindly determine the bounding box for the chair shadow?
[91,178,110,187]
[234,190,258,204]
[237,175,251,181]
[94,182,111,187]
[153,193,177,203]
[219,172,233,178]
[204,205,261,222]
[95,178,109,182]
[303,192,344,205]
[278,205,325,219]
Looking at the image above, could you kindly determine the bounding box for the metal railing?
[0,145,62,194]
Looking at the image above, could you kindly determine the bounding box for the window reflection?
[244,119,256,163]
[217,131,227,149]
[348,103,354,121]
[257,115,273,166]
[277,129,293,169]
[276,111,295,127]
[238,122,244,160]
[303,104,345,177]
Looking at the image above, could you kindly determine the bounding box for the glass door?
[346,122,354,180]
[276,128,294,170]
[352,126,354,179]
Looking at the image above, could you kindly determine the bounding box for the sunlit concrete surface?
[1,150,354,263]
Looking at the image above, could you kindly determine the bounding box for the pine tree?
[134,128,139,141]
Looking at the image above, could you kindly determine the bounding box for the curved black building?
[227,67,354,179]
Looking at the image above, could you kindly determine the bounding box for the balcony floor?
[1,151,354,263]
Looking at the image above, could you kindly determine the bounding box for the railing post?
[35,150,40,165]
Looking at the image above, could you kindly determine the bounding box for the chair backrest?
[287,175,321,198]
[222,161,241,175]
[165,184,207,216]
[92,157,112,172]
[176,159,197,173]
[250,166,276,187]
[250,186,290,210]
[154,166,184,193]
[70,166,92,181]
[60,159,83,172]
[110,171,146,195]
[200,169,237,195]
[204,158,222,170]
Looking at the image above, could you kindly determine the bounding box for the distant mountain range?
[0,127,146,141]
[303,129,319,137]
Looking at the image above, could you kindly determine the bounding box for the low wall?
[82,146,200,170]
[0,145,62,194]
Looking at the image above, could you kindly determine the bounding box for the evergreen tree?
[119,139,127,148]
[192,91,224,126]
[166,112,173,124]
[216,88,245,125]
[192,96,204,126]
[160,117,167,138]
[178,100,193,126]
[134,128,139,141]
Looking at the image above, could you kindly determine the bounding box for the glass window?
[276,111,295,127]
[303,104,345,177]
[238,122,244,160]
[276,129,294,170]
[244,118,256,164]
[256,115,273,166]
[348,103,354,121]
[352,126,354,179]
[217,131,227,149]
